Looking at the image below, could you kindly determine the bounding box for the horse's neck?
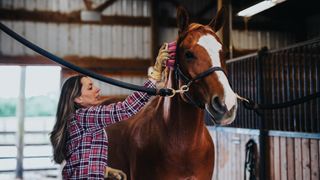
[162,69,205,137]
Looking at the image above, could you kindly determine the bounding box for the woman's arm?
[74,80,155,129]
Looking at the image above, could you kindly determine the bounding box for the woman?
[50,44,170,179]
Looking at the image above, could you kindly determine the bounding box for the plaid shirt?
[62,80,155,179]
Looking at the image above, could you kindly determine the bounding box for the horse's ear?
[177,6,189,35]
[208,7,225,32]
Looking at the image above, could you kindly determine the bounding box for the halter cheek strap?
[175,64,227,109]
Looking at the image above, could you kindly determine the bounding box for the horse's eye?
[185,50,196,60]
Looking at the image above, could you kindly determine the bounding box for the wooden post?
[16,66,26,179]
[217,0,232,58]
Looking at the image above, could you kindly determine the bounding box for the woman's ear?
[74,97,82,104]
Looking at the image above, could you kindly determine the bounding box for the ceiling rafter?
[0,8,150,26]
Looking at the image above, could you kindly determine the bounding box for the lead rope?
[244,139,256,180]
[235,92,320,111]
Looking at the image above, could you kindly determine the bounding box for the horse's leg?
[105,122,131,178]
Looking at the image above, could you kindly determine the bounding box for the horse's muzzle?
[205,96,237,125]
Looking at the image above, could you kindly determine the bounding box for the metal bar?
[209,127,320,139]
[0,168,58,173]
[0,156,52,160]
[16,66,26,179]
[269,37,320,54]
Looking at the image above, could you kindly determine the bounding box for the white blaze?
[197,34,237,111]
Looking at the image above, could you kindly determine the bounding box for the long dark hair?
[50,75,85,164]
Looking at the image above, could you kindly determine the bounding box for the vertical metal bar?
[16,66,26,179]
[284,51,290,131]
[249,57,255,128]
[280,52,286,131]
[313,42,319,132]
[285,50,292,131]
[271,54,276,130]
[257,47,268,180]
[306,47,313,132]
[316,50,320,132]
[240,61,248,128]
[290,51,297,131]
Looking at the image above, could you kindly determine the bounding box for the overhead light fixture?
[237,0,286,17]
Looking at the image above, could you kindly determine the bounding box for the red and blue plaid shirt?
[62,80,155,179]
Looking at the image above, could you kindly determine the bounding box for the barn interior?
[0,0,319,179]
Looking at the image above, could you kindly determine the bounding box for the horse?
[105,7,238,180]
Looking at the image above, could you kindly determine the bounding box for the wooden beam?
[0,55,150,75]
[83,0,93,10]
[0,9,150,26]
[95,0,118,12]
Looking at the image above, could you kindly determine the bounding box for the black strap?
[0,22,173,96]
[242,92,320,110]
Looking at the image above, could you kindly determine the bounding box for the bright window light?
[237,0,286,17]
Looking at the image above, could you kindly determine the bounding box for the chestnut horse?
[105,7,238,180]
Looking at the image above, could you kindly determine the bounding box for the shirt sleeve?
[75,80,155,129]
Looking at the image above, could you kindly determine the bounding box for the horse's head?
[174,7,237,125]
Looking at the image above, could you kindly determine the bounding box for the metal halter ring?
[167,85,190,98]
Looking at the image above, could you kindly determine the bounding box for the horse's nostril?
[211,96,227,114]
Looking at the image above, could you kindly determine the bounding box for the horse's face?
[176,7,237,125]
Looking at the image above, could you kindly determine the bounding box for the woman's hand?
[148,43,170,81]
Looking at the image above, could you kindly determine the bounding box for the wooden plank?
[143,27,151,59]
[280,137,287,180]
[0,9,151,26]
[133,26,143,58]
[268,137,275,180]
[302,138,311,179]
[310,139,319,180]
[233,134,241,180]
[25,0,36,11]
[294,138,302,180]
[12,21,25,55]
[210,130,218,180]
[286,138,295,180]
[47,23,59,54]
[68,24,80,55]
[36,23,48,51]
[58,24,69,56]
[13,0,25,9]
[101,26,112,57]
[240,133,246,180]
[80,24,91,56]
[0,21,13,55]
[273,136,280,180]
[90,25,101,57]
[35,0,48,11]
[59,0,68,13]
[24,21,37,55]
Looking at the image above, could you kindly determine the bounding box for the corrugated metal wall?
[160,27,297,51]
[0,0,152,96]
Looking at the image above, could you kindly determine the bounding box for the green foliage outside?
[0,95,58,117]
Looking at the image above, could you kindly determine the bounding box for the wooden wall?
[0,0,152,96]
[208,127,320,180]
[267,132,320,180]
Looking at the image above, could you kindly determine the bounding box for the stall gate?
[208,38,320,180]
